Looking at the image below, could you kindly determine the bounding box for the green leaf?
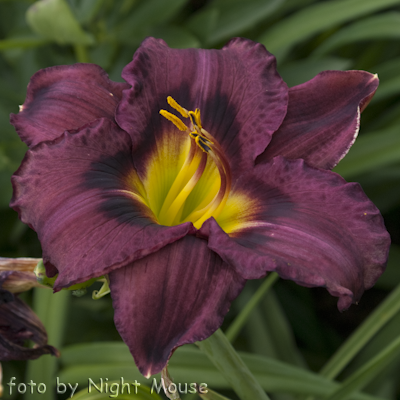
[150,26,200,49]
[325,335,400,400]
[238,287,278,359]
[258,0,400,54]
[366,94,400,132]
[26,289,71,400]
[70,0,106,25]
[199,388,232,400]
[372,57,400,81]
[278,57,352,87]
[0,145,22,209]
[371,75,400,102]
[116,0,189,42]
[319,283,400,380]
[185,8,219,44]
[197,329,271,400]
[226,273,278,343]
[0,36,48,50]
[71,381,162,400]
[313,12,400,56]
[261,291,307,367]
[59,344,386,400]
[204,0,284,45]
[0,107,27,209]
[376,245,400,289]
[333,127,400,179]
[274,283,328,354]
[26,0,94,45]
[355,163,400,214]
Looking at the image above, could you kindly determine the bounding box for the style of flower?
[0,258,58,360]
[10,37,390,377]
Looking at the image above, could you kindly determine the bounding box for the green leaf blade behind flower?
[325,335,400,400]
[318,282,400,381]
[199,388,232,400]
[258,0,400,54]
[197,329,272,400]
[25,289,70,400]
[150,26,200,49]
[198,0,284,46]
[59,343,386,400]
[225,273,279,343]
[115,0,189,43]
[333,127,400,179]
[371,75,400,102]
[71,381,162,400]
[26,0,95,45]
[0,108,27,209]
[278,57,353,87]
[313,12,400,57]
[0,36,48,50]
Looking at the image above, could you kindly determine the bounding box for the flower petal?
[0,257,43,293]
[0,281,59,360]
[10,118,195,289]
[109,235,245,377]
[10,64,130,148]
[257,71,379,170]
[116,37,288,178]
[200,157,390,311]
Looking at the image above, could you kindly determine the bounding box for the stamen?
[190,132,213,153]
[192,150,231,228]
[196,137,211,153]
[189,109,202,128]
[167,96,189,118]
[163,150,207,226]
[183,149,230,228]
[159,110,188,131]
[158,139,198,220]
[159,97,232,228]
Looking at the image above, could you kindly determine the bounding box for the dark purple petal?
[109,235,245,377]
[10,64,130,148]
[257,71,379,170]
[0,292,59,361]
[200,157,390,310]
[0,271,42,294]
[10,118,195,290]
[116,37,288,179]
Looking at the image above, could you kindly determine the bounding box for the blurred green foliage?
[1,0,400,399]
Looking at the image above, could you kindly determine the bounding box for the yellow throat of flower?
[152,96,232,229]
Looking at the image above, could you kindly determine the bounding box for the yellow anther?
[159,110,188,131]
[162,97,214,153]
[194,109,201,127]
[189,109,202,129]
[167,96,189,118]
[190,131,213,144]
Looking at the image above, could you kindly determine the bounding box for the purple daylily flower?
[10,38,390,377]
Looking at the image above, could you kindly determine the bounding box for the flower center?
[156,96,232,229]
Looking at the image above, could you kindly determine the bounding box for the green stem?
[320,283,400,379]
[196,329,271,400]
[225,272,279,343]
[74,44,90,63]
[161,366,182,400]
[25,288,70,400]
